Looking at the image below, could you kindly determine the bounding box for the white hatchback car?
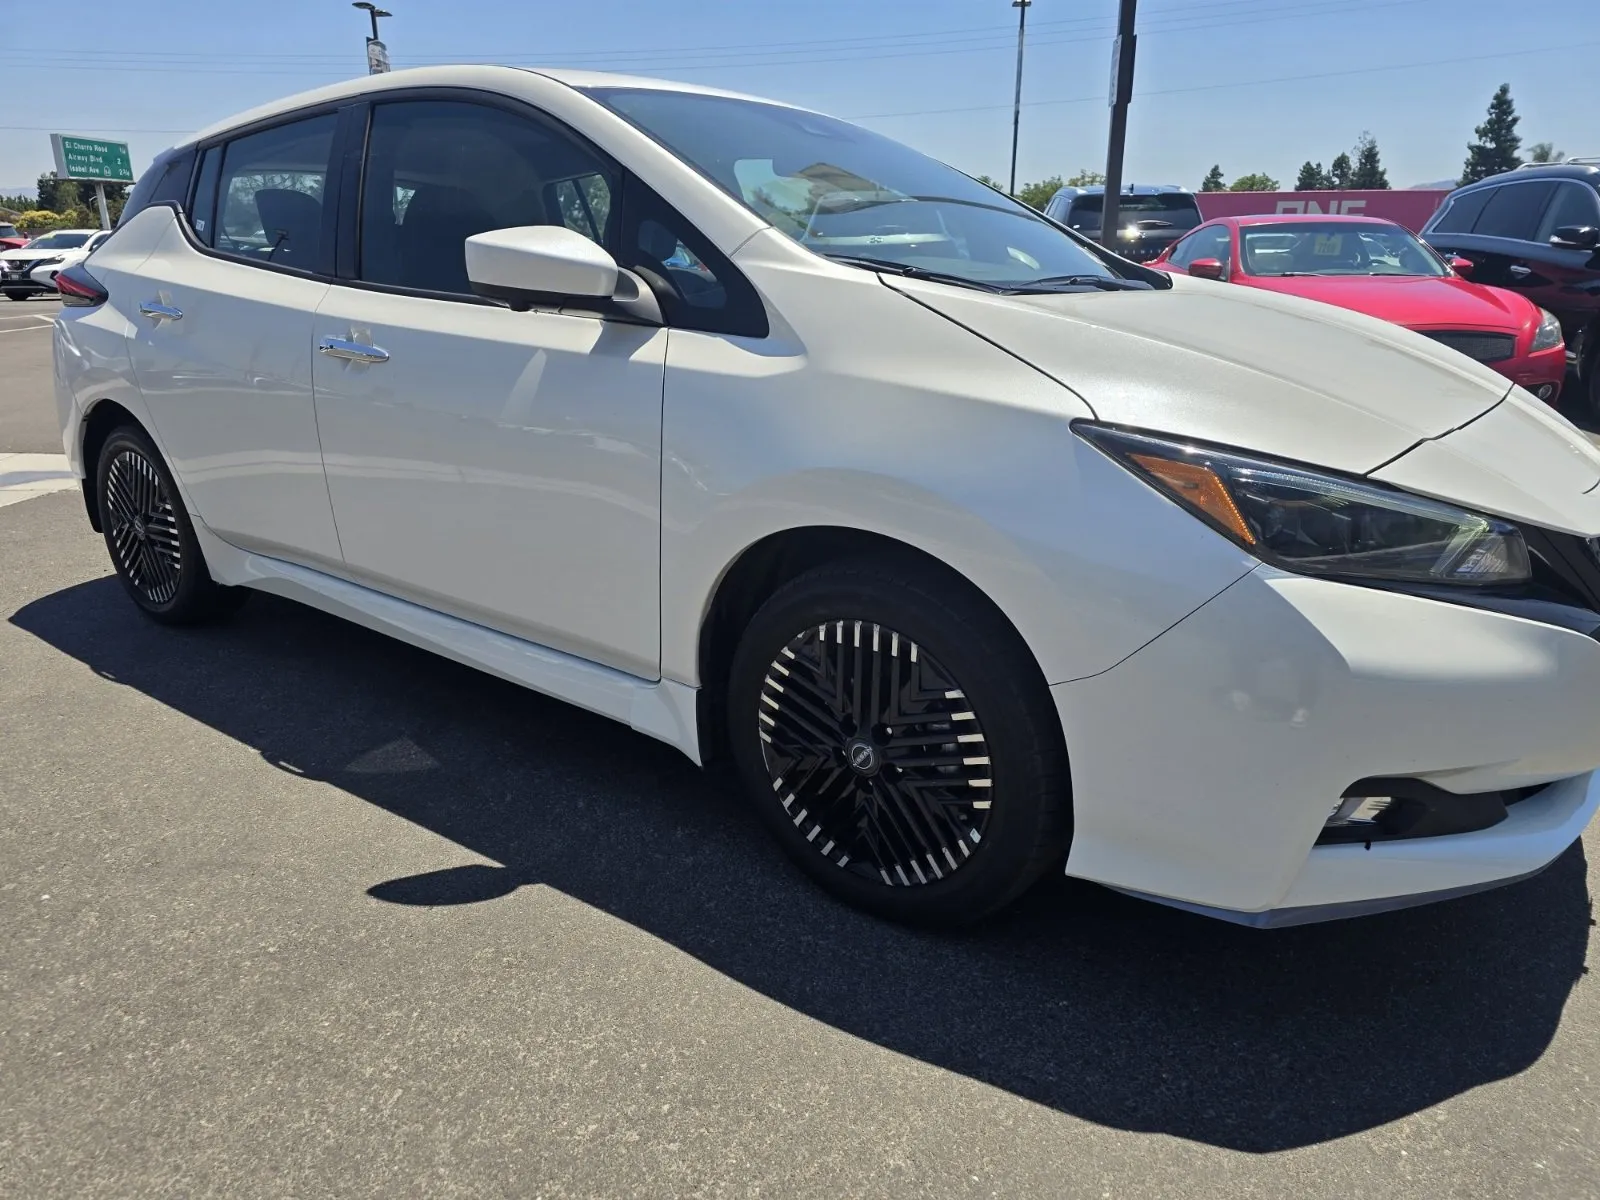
[54,67,1600,928]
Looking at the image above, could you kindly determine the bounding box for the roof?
[186,64,807,147]
[1051,183,1191,199]
[1453,162,1600,191]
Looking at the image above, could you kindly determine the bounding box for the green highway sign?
[49,134,135,183]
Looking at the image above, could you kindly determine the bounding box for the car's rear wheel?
[3,290,28,301]
[96,426,246,625]
[728,558,1071,926]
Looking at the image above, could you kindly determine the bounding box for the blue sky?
[1,0,1596,197]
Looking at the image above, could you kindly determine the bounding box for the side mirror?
[1550,224,1600,250]
[1188,257,1226,280]
[465,225,660,322]
[1449,256,1474,278]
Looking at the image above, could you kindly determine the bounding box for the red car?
[0,223,29,251]
[1153,214,1567,403]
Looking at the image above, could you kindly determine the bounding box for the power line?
[846,39,1600,120]
[0,0,1370,66]
[0,0,1448,75]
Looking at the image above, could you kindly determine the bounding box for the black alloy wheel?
[104,446,184,606]
[758,619,993,888]
[729,558,1071,926]
[95,425,245,624]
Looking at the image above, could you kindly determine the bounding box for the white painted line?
[0,323,52,335]
[0,452,78,509]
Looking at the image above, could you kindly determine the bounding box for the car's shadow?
[12,580,1593,1153]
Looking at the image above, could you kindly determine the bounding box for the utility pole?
[1008,0,1031,197]
[1100,0,1137,249]
[353,2,392,74]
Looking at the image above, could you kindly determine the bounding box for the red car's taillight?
[55,263,107,308]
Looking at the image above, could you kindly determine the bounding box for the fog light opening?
[1325,795,1395,828]
[1533,383,1555,401]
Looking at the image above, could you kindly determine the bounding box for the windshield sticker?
[1312,234,1343,256]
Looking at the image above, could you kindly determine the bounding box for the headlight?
[1531,308,1563,353]
[1077,425,1531,587]
[28,256,62,270]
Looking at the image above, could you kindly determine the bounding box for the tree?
[1065,168,1105,187]
[1328,153,1353,190]
[1350,132,1389,189]
[34,173,127,226]
[1461,83,1522,184]
[1200,164,1226,192]
[1295,161,1332,190]
[1016,175,1064,211]
[974,174,1002,191]
[1527,141,1564,164]
[1229,172,1279,192]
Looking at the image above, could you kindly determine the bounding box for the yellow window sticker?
[1312,234,1343,256]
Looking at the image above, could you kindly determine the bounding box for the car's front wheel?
[728,558,1071,926]
[95,425,246,624]
[3,289,29,301]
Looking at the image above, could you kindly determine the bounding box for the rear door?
[1427,180,1557,305]
[124,112,343,566]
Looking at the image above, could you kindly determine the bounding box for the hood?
[0,247,72,263]
[1371,391,1600,534]
[885,273,1512,474]
[1245,274,1537,334]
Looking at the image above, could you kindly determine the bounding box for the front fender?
[658,256,1256,688]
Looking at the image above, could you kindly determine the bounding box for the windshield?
[25,231,91,250]
[1241,222,1449,277]
[0,225,18,238]
[584,87,1123,291]
[1065,193,1202,234]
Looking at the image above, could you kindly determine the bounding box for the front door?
[124,113,343,567]
[311,97,666,678]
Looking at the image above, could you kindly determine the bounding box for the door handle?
[1508,264,1532,279]
[318,336,389,364]
[138,300,183,321]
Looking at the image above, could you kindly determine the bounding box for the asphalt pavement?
[1,306,1597,1198]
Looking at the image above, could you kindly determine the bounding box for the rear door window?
[1471,181,1556,241]
[210,114,337,271]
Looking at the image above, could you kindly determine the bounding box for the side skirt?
[190,521,702,765]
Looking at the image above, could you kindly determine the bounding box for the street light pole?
[1100,0,1138,249]
[352,2,393,74]
[1008,0,1031,197]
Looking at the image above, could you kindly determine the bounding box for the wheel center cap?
[132,516,148,540]
[845,738,881,777]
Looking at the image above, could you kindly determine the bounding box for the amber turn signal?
[1129,454,1256,545]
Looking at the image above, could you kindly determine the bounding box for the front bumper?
[1495,343,1568,403]
[1054,566,1600,922]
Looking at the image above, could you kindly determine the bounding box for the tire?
[728,557,1071,927]
[95,425,246,625]
[3,290,28,301]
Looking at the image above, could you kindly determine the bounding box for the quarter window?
[209,115,336,269]
[1534,182,1600,242]
[1471,181,1556,240]
[356,100,618,295]
[1428,187,1492,234]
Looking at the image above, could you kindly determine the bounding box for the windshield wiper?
[1010,274,1152,292]
[820,254,1010,293]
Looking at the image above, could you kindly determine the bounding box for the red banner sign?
[1194,190,1451,233]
